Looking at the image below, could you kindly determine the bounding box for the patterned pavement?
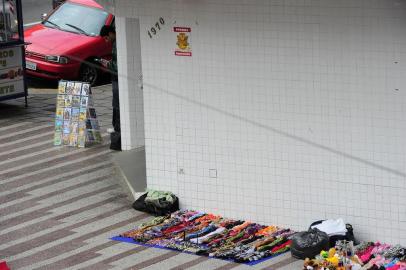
[0,84,302,269]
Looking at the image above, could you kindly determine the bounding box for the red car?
[24,0,114,85]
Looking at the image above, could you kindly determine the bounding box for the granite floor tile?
[0,87,301,269]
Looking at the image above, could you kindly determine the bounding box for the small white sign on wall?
[174,27,192,56]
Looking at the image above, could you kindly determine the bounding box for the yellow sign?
[176,33,189,50]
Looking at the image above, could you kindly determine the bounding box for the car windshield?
[44,2,108,36]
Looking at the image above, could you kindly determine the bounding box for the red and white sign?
[174,26,192,57]
[174,27,191,33]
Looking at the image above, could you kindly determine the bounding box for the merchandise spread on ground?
[303,241,406,270]
[113,210,295,265]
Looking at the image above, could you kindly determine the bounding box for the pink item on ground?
[398,262,406,270]
[372,243,391,255]
[0,261,10,270]
[368,255,386,266]
[359,245,375,263]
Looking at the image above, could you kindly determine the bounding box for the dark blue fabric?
[185,224,217,240]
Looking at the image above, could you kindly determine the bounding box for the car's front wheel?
[79,61,99,86]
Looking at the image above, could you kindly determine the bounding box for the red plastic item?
[0,261,10,270]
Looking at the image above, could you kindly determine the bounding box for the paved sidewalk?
[0,85,301,269]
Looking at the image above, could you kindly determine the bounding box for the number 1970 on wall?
[148,17,165,38]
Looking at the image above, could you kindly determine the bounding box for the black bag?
[110,131,121,151]
[290,228,330,259]
[309,220,357,247]
[132,192,179,216]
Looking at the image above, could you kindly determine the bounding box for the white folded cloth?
[189,227,226,244]
[311,218,347,236]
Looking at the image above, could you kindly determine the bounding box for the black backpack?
[132,192,179,216]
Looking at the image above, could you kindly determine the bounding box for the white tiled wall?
[105,0,406,244]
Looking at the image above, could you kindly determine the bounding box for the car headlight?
[45,55,69,64]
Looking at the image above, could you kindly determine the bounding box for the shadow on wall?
[140,81,405,179]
